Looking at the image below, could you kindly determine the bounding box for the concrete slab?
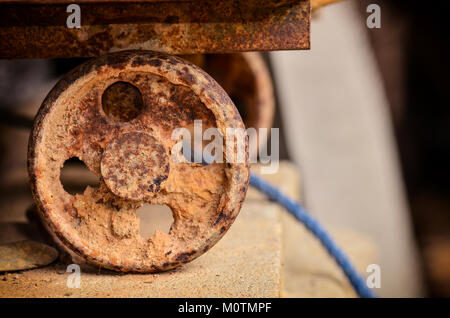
[0,201,282,298]
[251,163,377,297]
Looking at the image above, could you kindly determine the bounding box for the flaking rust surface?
[0,201,282,298]
[0,0,310,58]
[28,51,249,273]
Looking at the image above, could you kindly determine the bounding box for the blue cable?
[249,172,376,298]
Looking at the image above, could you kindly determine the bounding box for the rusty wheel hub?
[101,131,170,200]
[28,50,249,272]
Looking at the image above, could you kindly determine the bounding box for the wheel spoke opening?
[136,204,174,239]
[60,157,99,195]
[101,81,144,122]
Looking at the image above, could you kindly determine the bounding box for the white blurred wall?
[270,0,422,297]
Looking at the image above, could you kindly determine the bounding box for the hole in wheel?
[136,204,174,239]
[101,81,144,122]
[60,157,99,195]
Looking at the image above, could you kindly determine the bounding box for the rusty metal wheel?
[28,50,249,272]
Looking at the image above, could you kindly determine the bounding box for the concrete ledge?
[0,201,282,298]
[251,162,377,297]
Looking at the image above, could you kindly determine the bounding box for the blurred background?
[0,0,449,297]
[270,0,450,297]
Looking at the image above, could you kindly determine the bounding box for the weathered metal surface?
[0,0,310,58]
[0,240,58,272]
[101,132,171,200]
[183,52,275,158]
[28,50,250,272]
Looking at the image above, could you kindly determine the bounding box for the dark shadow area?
[360,0,450,296]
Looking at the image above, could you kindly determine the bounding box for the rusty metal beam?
[0,0,310,59]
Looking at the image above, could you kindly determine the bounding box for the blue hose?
[249,172,376,298]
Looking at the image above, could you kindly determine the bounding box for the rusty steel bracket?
[0,0,310,59]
